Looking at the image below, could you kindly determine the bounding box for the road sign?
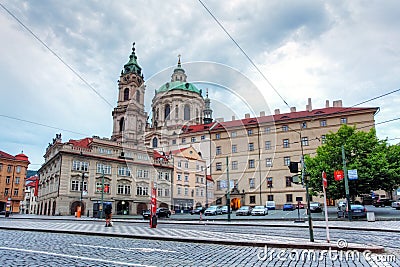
[348,169,358,180]
[322,171,327,188]
[334,170,344,181]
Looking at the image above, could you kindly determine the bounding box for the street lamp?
[80,172,88,215]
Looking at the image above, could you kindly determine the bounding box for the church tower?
[112,43,147,145]
[203,89,213,124]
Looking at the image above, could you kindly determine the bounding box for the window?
[71,180,80,191]
[164,104,171,120]
[249,196,256,204]
[191,137,196,143]
[267,177,273,188]
[266,158,273,167]
[341,118,347,124]
[320,120,327,127]
[152,137,158,148]
[182,138,186,144]
[201,135,205,140]
[98,147,112,154]
[184,187,188,196]
[248,143,254,151]
[164,173,170,181]
[136,169,149,178]
[4,188,9,196]
[247,129,253,136]
[177,174,182,181]
[178,161,182,168]
[15,177,20,184]
[0,163,2,171]
[248,159,255,168]
[13,189,19,196]
[216,162,222,171]
[284,156,291,166]
[175,105,179,119]
[123,88,130,101]
[286,176,292,187]
[249,178,255,189]
[7,165,12,173]
[232,161,238,170]
[136,186,148,196]
[172,139,176,145]
[117,184,131,195]
[184,104,190,120]
[16,166,21,173]
[301,122,307,129]
[231,131,237,138]
[184,161,189,168]
[72,160,88,171]
[118,166,131,176]
[282,139,290,148]
[177,187,181,195]
[282,125,288,132]
[286,194,293,203]
[97,163,112,175]
[6,176,10,184]
[267,195,274,201]
[216,146,222,155]
[301,137,309,146]
[232,144,237,153]
[215,133,220,139]
[321,135,326,144]
[158,188,163,197]
[265,141,271,150]
[265,127,271,134]
[184,175,189,182]
[164,188,170,197]
[136,90,140,102]
[119,117,125,132]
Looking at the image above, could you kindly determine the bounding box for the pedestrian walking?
[104,203,112,227]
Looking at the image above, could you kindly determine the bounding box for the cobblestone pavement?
[0,229,399,267]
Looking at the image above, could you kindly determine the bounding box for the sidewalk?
[0,215,387,253]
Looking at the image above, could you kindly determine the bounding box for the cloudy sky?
[1,0,399,169]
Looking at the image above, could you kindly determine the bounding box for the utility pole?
[100,168,105,219]
[226,156,231,222]
[342,145,352,221]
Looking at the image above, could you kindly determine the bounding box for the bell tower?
[112,43,147,145]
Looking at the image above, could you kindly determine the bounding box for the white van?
[266,201,276,210]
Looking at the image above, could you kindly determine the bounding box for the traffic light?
[289,161,299,173]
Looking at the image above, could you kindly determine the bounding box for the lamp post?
[100,168,105,219]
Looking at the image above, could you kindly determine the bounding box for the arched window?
[164,104,170,120]
[136,90,140,103]
[123,88,129,101]
[119,117,125,132]
[175,105,179,119]
[184,104,190,120]
[152,137,158,148]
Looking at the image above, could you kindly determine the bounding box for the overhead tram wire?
[198,0,291,110]
[0,3,114,108]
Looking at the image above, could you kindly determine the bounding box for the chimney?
[245,113,250,119]
[325,100,330,108]
[333,100,343,107]
[306,98,312,112]
[274,109,280,115]
[260,111,265,117]
[290,107,296,113]
[232,115,236,121]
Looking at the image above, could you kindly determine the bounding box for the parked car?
[236,206,252,216]
[392,200,400,210]
[156,207,171,218]
[251,206,267,216]
[338,204,367,218]
[190,207,206,215]
[204,206,221,216]
[282,203,295,211]
[309,202,323,213]
[142,209,151,219]
[373,198,394,207]
[221,206,230,214]
[266,201,276,210]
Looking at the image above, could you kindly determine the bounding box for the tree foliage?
[305,124,399,200]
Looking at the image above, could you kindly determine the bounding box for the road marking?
[0,246,155,267]
[73,243,178,253]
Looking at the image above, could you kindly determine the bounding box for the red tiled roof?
[26,175,38,181]
[153,150,169,161]
[0,150,15,160]
[181,106,378,134]
[68,138,93,148]
[170,147,189,155]
[0,150,30,162]
[26,181,36,187]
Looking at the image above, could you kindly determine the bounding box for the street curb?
[0,226,385,253]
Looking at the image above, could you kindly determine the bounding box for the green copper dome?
[156,81,202,95]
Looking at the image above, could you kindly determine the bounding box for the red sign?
[322,171,327,188]
[334,170,344,181]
